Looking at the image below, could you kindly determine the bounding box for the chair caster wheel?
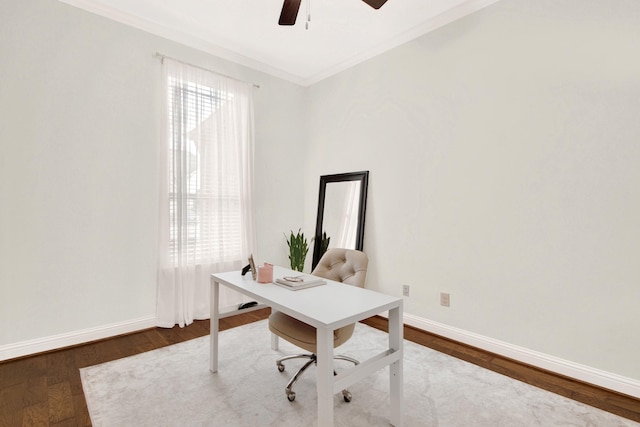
[287,391,296,401]
[342,390,352,403]
[277,363,285,372]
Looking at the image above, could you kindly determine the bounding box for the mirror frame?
[311,171,370,270]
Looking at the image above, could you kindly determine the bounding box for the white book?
[274,275,326,290]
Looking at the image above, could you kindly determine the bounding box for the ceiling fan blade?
[362,0,388,9]
[279,0,302,25]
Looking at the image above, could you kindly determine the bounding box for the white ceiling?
[59,0,499,86]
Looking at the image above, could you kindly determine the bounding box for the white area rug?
[81,321,638,427]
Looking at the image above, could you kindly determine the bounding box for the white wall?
[0,0,304,348]
[305,0,640,381]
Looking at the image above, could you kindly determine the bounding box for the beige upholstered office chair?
[268,248,369,402]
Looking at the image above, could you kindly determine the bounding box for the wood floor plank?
[71,393,91,427]
[22,401,48,427]
[0,382,26,427]
[83,340,124,366]
[48,419,77,427]
[145,329,174,349]
[47,382,74,424]
[72,344,100,372]
[23,376,47,407]
[46,352,75,387]
[2,356,46,388]
[126,331,157,355]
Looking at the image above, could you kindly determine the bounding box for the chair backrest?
[311,248,368,288]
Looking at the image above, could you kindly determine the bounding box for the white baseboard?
[400,312,640,399]
[0,316,157,361]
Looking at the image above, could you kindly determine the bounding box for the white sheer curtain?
[157,58,256,328]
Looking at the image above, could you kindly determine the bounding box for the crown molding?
[302,0,501,86]
[58,0,499,87]
[56,0,307,86]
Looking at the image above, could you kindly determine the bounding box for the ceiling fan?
[278,0,389,26]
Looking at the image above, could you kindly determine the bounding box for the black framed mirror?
[311,171,369,270]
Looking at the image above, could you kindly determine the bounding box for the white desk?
[210,266,404,427]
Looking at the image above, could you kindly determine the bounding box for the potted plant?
[285,228,309,272]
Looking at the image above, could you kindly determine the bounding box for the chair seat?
[268,248,368,402]
[269,311,355,353]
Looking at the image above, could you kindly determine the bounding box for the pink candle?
[257,263,273,283]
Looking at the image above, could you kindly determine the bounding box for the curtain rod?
[154,52,260,89]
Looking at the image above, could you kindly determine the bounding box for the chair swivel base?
[275,353,359,402]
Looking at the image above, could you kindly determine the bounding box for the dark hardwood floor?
[1,309,638,426]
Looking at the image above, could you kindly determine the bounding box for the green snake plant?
[285,228,309,272]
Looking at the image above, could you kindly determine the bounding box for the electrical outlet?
[440,292,450,307]
[402,285,410,297]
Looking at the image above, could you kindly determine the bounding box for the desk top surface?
[212,266,402,329]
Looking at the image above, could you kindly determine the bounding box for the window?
[157,57,255,327]
[166,81,243,265]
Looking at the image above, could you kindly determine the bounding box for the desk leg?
[210,279,220,373]
[389,305,404,426]
[316,327,334,427]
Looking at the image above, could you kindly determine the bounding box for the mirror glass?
[312,171,369,269]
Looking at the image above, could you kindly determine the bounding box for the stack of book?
[274,275,326,291]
